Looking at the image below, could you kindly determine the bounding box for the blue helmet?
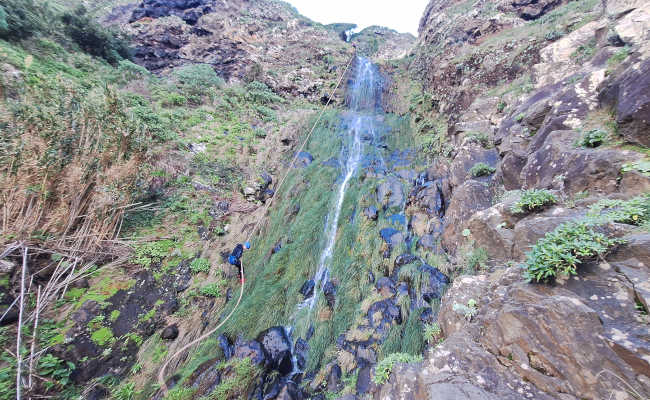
[244,241,251,249]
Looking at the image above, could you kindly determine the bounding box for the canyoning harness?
[157,54,356,395]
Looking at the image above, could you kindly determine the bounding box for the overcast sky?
[285,0,430,36]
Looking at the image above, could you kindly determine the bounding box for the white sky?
[286,0,430,36]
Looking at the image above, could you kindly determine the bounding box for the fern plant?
[469,162,496,177]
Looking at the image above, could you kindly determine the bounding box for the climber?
[228,242,250,281]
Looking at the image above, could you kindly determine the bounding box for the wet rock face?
[234,338,266,365]
[299,279,315,299]
[60,270,178,384]
[381,250,650,400]
[130,0,214,25]
[599,58,650,147]
[257,327,293,374]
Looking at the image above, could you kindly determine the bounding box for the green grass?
[372,353,423,385]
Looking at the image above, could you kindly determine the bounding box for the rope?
[157,53,355,395]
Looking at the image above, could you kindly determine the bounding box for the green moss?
[110,310,121,322]
[90,327,114,347]
[469,162,496,177]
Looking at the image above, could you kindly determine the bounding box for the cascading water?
[294,56,385,325]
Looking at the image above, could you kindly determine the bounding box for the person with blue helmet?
[228,242,251,282]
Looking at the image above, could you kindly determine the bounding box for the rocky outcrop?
[379,239,650,399]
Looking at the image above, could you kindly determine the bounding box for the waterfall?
[296,56,384,319]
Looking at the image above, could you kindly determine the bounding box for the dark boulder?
[218,334,233,359]
[367,299,402,330]
[376,177,404,210]
[257,327,293,374]
[130,0,213,25]
[375,277,396,297]
[420,307,437,324]
[234,338,266,365]
[294,338,309,371]
[161,324,179,340]
[323,281,337,308]
[363,206,378,221]
[379,228,403,245]
[299,280,315,299]
[356,363,373,395]
[394,254,418,268]
[327,364,343,392]
[420,264,449,303]
[276,381,303,400]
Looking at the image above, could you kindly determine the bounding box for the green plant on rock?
[621,160,650,177]
[423,323,442,344]
[511,189,558,214]
[37,354,75,389]
[465,131,492,148]
[452,299,478,321]
[523,221,622,283]
[132,240,175,268]
[571,38,597,63]
[372,353,423,385]
[578,129,607,148]
[165,385,196,400]
[190,257,211,274]
[112,382,136,400]
[587,194,650,225]
[469,162,496,178]
[200,281,224,297]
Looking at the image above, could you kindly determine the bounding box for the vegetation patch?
[511,189,558,214]
[524,222,622,282]
[190,258,211,274]
[372,353,423,385]
[577,129,607,148]
[469,162,496,178]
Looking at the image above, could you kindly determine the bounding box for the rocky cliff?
[375,0,650,398]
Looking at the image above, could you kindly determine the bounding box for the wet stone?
[376,277,396,297]
[420,264,449,302]
[394,254,418,268]
[257,327,292,373]
[234,338,266,365]
[299,280,315,299]
[364,206,378,221]
[218,334,233,359]
[161,324,179,340]
[327,364,343,392]
[323,281,337,308]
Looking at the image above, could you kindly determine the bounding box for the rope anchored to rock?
[157,52,355,395]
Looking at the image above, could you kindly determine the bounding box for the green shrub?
[190,257,211,274]
[587,194,650,225]
[621,160,650,177]
[245,81,284,104]
[578,129,607,148]
[0,6,8,35]
[61,6,131,64]
[423,323,442,344]
[132,240,175,268]
[465,132,492,148]
[469,162,496,177]
[165,386,196,400]
[452,299,478,321]
[37,354,75,389]
[523,221,622,282]
[200,281,224,297]
[511,189,558,214]
[112,382,136,400]
[373,353,423,385]
[174,64,224,100]
[0,0,51,39]
[607,46,630,68]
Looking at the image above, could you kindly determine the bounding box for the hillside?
[0,0,648,399]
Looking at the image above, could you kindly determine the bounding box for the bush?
[511,189,558,214]
[37,354,75,389]
[61,6,131,64]
[200,281,224,297]
[587,194,650,225]
[523,221,622,282]
[465,131,492,148]
[578,129,607,148]
[0,0,51,39]
[174,64,224,100]
[469,162,496,177]
[190,258,211,274]
[373,353,423,385]
[245,81,284,104]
